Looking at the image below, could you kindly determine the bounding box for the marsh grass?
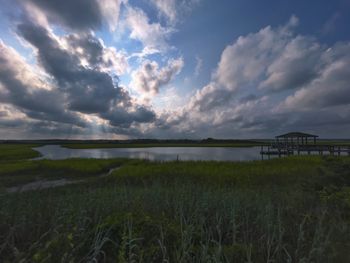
[0,156,350,262]
[0,144,41,161]
[0,158,126,187]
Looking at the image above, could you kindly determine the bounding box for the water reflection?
[33,145,262,161]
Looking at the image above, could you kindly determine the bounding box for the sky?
[0,0,350,139]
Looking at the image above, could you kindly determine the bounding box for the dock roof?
[276,132,319,138]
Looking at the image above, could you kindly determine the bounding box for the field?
[0,144,350,262]
[0,144,41,161]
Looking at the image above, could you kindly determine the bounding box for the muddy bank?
[6,166,120,193]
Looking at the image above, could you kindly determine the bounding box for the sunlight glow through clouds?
[0,0,349,139]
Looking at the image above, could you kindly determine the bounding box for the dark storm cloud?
[23,0,103,31]
[64,33,105,67]
[0,111,8,117]
[17,22,117,113]
[28,121,85,136]
[0,41,86,127]
[0,118,25,128]
[103,106,156,127]
[239,94,258,103]
[15,20,156,127]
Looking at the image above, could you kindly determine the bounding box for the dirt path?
[5,166,121,193]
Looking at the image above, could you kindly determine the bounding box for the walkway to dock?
[261,132,350,158]
[261,144,350,158]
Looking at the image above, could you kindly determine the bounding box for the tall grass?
[0,144,41,161]
[0,158,126,188]
[0,156,350,262]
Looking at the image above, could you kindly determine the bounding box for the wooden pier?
[260,144,350,157]
[260,132,350,158]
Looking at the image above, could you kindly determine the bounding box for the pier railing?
[260,143,350,157]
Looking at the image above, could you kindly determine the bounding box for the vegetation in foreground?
[0,158,126,188]
[1,150,350,262]
[0,144,41,161]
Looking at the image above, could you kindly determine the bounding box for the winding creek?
[33,145,262,161]
[6,145,262,193]
[6,167,120,193]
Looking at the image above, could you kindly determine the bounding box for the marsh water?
[34,145,262,161]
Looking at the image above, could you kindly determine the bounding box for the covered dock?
[260,132,350,157]
[275,132,318,145]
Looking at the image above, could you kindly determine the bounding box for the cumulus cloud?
[131,57,184,94]
[17,21,119,113]
[21,0,125,31]
[0,40,86,127]
[151,0,177,24]
[152,16,350,138]
[260,36,323,91]
[188,83,233,112]
[194,56,203,76]
[1,1,350,140]
[21,0,102,30]
[0,18,156,137]
[62,33,129,75]
[124,6,174,54]
[151,0,201,24]
[280,43,350,110]
[98,0,126,31]
[213,19,299,92]
[187,16,332,114]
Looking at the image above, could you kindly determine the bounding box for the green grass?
[1,156,350,262]
[0,144,41,161]
[0,158,126,188]
[316,140,350,146]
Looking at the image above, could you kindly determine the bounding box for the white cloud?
[151,0,177,24]
[131,57,184,94]
[124,6,174,53]
[279,43,350,110]
[100,47,129,75]
[194,56,203,76]
[60,33,129,75]
[259,36,323,91]
[21,0,126,32]
[97,0,126,32]
[152,16,350,138]
[151,0,201,24]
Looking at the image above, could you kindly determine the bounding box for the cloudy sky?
[0,0,349,139]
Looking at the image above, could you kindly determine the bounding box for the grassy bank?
[0,144,41,161]
[1,156,350,262]
[0,158,126,188]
